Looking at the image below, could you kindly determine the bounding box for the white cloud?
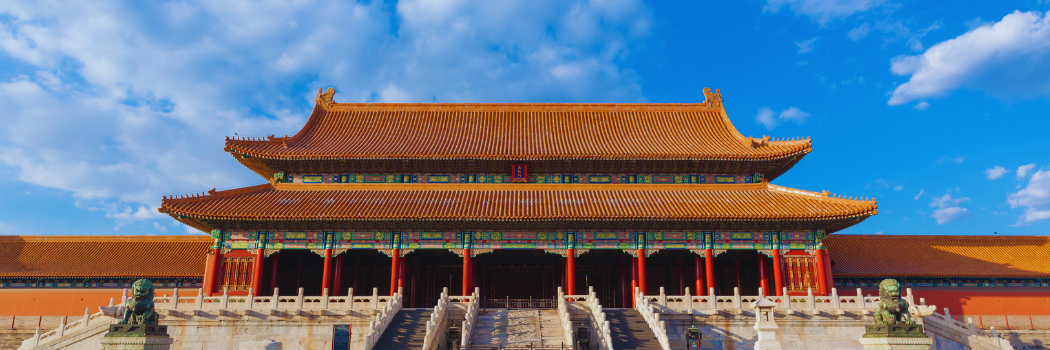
[764,0,885,24]
[755,106,810,130]
[893,185,903,191]
[756,107,778,130]
[1018,163,1037,179]
[937,155,966,164]
[0,0,652,230]
[1008,168,1050,223]
[848,23,870,41]
[796,37,818,53]
[929,192,971,224]
[985,165,1008,180]
[914,189,925,200]
[889,11,1050,105]
[914,101,929,110]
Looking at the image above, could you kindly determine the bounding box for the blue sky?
[0,0,1048,236]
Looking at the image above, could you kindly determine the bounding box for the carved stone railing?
[363,287,403,350]
[653,286,894,315]
[20,291,128,350]
[633,287,672,350]
[564,287,613,350]
[921,306,1014,350]
[459,287,481,348]
[152,286,390,312]
[556,288,576,348]
[422,288,451,350]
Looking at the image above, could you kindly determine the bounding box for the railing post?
[121,288,128,305]
[322,288,330,309]
[32,326,40,346]
[347,288,355,309]
[297,287,305,309]
[271,288,280,309]
[222,288,230,309]
[733,287,741,309]
[831,288,840,309]
[857,288,865,309]
[173,288,180,310]
[372,288,379,309]
[709,288,716,309]
[196,288,204,309]
[57,316,67,338]
[659,286,667,307]
[806,288,815,309]
[82,307,90,329]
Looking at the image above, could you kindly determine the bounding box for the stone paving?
[468,309,568,347]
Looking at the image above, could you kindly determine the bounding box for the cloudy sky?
[1,0,1048,236]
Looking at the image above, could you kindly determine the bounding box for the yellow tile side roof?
[0,235,212,278]
[826,235,1050,278]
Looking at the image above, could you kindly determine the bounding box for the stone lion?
[873,279,914,326]
[118,279,158,325]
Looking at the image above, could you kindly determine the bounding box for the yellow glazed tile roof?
[0,235,212,278]
[826,235,1050,278]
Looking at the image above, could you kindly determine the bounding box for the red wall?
[0,289,197,316]
[857,287,1050,316]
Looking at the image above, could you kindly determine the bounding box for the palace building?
[155,87,876,306]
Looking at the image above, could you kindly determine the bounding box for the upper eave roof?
[826,235,1050,278]
[224,89,812,164]
[160,182,876,232]
[0,235,212,278]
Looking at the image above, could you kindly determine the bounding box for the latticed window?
[220,257,254,291]
[784,255,817,293]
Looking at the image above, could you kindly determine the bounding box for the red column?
[269,252,280,295]
[389,249,400,296]
[677,258,685,295]
[704,249,715,296]
[733,257,743,292]
[694,254,704,296]
[815,249,828,296]
[398,254,407,291]
[462,249,471,295]
[630,256,638,307]
[758,254,769,296]
[332,253,344,296]
[636,249,647,295]
[823,251,834,294]
[203,248,221,296]
[251,249,264,295]
[321,248,333,295]
[566,249,576,295]
[772,249,784,296]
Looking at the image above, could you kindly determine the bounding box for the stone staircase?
[373,309,431,350]
[605,309,661,350]
[468,309,569,348]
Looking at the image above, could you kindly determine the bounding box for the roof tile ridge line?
[0,235,214,242]
[163,183,275,204]
[769,184,878,206]
[224,94,327,147]
[271,182,768,191]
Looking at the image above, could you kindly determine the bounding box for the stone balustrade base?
[859,336,932,350]
[100,335,174,350]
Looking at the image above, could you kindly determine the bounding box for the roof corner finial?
[315,87,336,109]
[703,87,723,109]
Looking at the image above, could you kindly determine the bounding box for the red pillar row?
[390,248,401,296]
[636,249,647,295]
[694,254,704,296]
[758,253,769,296]
[332,254,344,296]
[321,248,333,295]
[630,257,638,307]
[566,249,576,295]
[462,249,472,295]
[772,249,784,296]
[704,249,715,296]
[815,249,829,296]
[251,249,264,295]
[203,248,221,297]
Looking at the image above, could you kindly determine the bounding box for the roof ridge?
[162,183,275,204]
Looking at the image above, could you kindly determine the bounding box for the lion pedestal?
[101,279,172,350]
[101,324,173,350]
[860,279,931,350]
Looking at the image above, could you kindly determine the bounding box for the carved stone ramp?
[469,309,568,347]
[605,309,661,350]
[373,309,431,350]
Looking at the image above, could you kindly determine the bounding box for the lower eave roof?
[160,182,876,230]
[826,235,1050,279]
[0,235,212,278]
